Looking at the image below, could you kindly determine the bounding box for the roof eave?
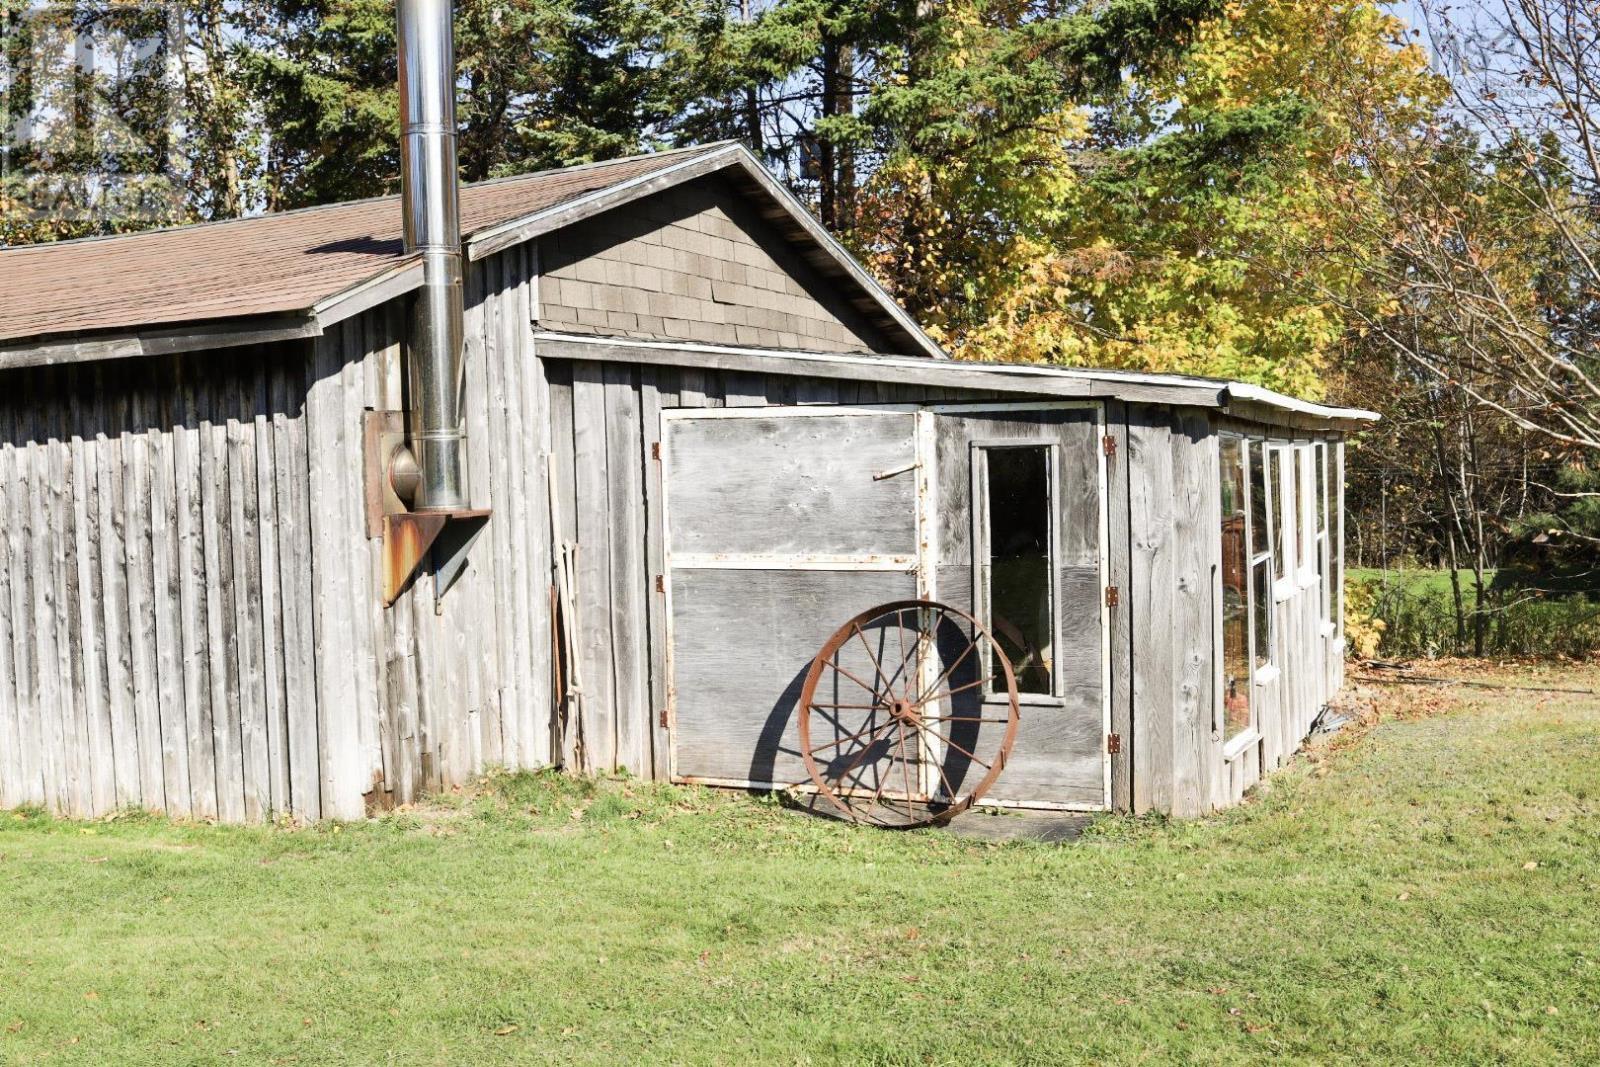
[0,313,323,372]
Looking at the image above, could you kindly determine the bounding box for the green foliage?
[943,0,1444,398]
[1354,570,1600,660]
[2,677,1600,1061]
[1507,459,1600,575]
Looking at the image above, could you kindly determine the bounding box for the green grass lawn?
[3,667,1599,1065]
[1349,566,1499,597]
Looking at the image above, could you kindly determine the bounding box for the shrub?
[1343,578,1386,659]
[1354,572,1600,659]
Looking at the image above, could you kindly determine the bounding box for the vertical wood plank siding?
[1123,403,1343,816]
[0,243,1350,821]
[0,345,322,820]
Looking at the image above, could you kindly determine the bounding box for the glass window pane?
[985,446,1053,694]
[1252,558,1273,669]
[1292,447,1305,572]
[1270,448,1289,580]
[1220,438,1251,740]
[1330,447,1343,632]
[1249,441,1268,558]
[1316,443,1328,534]
[1297,447,1312,568]
[1318,533,1331,623]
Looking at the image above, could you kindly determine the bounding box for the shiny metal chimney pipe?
[396,0,467,510]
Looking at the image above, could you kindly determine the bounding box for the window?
[1219,437,1251,742]
[1250,441,1275,672]
[1316,443,1332,625]
[1250,437,1270,559]
[1330,443,1344,634]
[1298,445,1317,583]
[980,445,1054,695]
[1268,446,1290,582]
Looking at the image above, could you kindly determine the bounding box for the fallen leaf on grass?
[1547,1006,1559,1016]
[1523,861,1539,870]
[6,1020,22,1033]
[494,1025,519,1036]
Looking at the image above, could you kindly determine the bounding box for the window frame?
[1332,440,1346,641]
[1316,441,1336,634]
[1217,433,1259,753]
[1248,440,1280,684]
[970,439,1063,704]
[1296,444,1319,590]
[1269,443,1299,603]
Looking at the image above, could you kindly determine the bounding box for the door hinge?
[1105,585,1120,608]
[655,574,665,593]
[1106,733,1122,754]
[651,441,661,460]
[1102,434,1117,458]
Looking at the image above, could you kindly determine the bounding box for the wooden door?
[660,407,923,790]
[930,403,1109,809]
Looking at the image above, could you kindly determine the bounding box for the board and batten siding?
[0,244,561,821]
[317,243,557,811]
[0,343,324,820]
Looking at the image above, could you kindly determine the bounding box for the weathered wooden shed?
[0,140,1375,825]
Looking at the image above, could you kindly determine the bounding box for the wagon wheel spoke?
[914,671,1004,708]
[825,658,887,700]
[866,609,922,704]
[913,633,976,707]
[808,703,869,741]
[924,739,961,804]
[799,600,1019,828]
[851,624,896,699]
[830,718,895,788]
[914,726,992,771]
[863,724,903,820]
[807,713,889,755]
[896,609,909,699]
[894,726,917,818]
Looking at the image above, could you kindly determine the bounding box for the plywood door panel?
[668,567,917,787]
[665,412,919,559]
[664,409,921,789]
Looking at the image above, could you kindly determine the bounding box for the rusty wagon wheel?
[797,599,1020,829]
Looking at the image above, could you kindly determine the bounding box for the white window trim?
[1295,444,1319,589]
[1222,728,1261,761]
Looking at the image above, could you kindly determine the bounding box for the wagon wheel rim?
[797,599,1020,829]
